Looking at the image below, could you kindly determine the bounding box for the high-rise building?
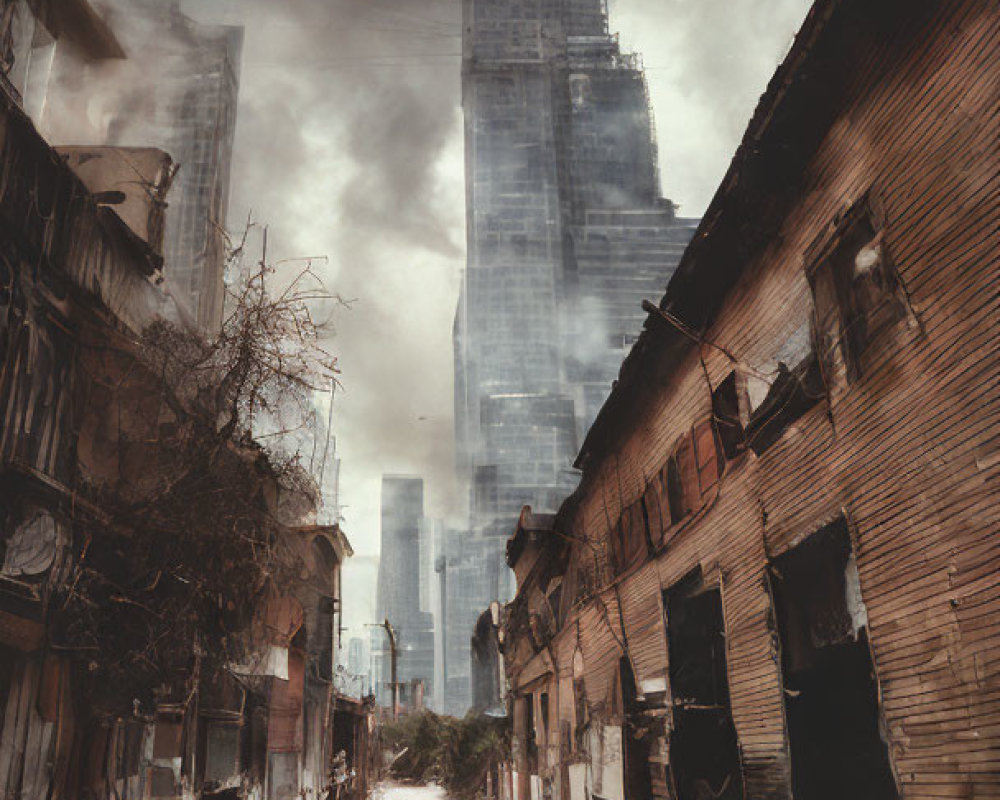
[374,476,435,708]
[436,525,512,715]
[449,0,698,712]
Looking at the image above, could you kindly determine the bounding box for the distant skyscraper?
[449,0,698,712]
[375,476,435,707]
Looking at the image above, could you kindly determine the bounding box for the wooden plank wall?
[507,1,1000,798]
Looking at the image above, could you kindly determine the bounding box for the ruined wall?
[507,1,1000,797]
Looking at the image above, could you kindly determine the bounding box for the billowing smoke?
[610,0,814,213]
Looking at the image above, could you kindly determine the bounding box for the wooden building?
[0,6,365,796]
[502,1,1000,799]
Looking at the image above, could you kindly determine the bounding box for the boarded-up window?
[693,419,723,496]
[808,196,906,381]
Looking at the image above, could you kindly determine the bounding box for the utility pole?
[369,619,400,721]
[384,618,399,722]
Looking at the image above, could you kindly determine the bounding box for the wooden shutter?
[694,419,722,496]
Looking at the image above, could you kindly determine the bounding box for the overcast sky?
[179,0,813,639]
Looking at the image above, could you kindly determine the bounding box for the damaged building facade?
[502,1,1000,799]
[0,3,372,799]
[16,0,243,332]
[450,0,697,715]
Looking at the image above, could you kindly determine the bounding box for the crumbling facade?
[0,6,370,798]
[503,1,1000,799]
[450,0,697,718]
[28,0,243,333]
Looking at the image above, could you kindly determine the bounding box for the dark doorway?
[665,570,743,800]
[620,657,653,800]
[769,520,897,800]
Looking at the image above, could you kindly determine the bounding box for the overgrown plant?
[382,711,511,800]
[54,229,340,710]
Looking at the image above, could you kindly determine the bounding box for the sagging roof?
[574,0,939,476]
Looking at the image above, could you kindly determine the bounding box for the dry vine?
[54,227,341,711]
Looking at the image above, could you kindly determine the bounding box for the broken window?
[665,569,744,800]
[745,341,825,456]
[768,519,897,800]
[808,196,907,381]
[712,372,744,459]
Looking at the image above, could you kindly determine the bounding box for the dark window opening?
[620,658,653,800]
[808,197,906,382]
[314,596,335,681]
[712,372,744,459]
[643,479,666,548]
[769,519,897,800]
[639,497,654,553]
[539,692,550,750]
[573,677,587,750]
[745,350,825,456]
[524,695,538,772]
[547,584,563,628]
[665,570,744,800]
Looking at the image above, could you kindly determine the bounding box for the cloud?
[611,0,813,214]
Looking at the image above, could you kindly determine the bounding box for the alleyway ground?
[372,782,449,800]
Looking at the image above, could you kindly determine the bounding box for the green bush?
[382,710,510,799]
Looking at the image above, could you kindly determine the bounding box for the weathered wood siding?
[507,1,1000,798]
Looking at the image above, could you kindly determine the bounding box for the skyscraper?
[449,0,697,711]
[374,476,435,707]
